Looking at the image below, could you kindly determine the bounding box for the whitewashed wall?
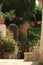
[0,24,6,37]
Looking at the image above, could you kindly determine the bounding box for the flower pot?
[0,53,3,59]
[0,19,5,24]
[4,52,11,59]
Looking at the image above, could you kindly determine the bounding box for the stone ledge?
[24,52,39,61]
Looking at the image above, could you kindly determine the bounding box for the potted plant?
[0,36,18,59]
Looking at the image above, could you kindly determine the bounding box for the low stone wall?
[34,46,40,61]
[24,52,39,61]
[24,47,40,61]
[39,51,43,63]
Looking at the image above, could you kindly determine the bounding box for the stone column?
[39,0,43,63]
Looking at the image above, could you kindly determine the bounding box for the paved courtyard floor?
[0,59,40,65]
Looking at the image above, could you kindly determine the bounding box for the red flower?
[19,17,23,21]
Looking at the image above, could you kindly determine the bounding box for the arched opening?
[8,24,19,41]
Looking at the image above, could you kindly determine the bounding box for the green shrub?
[0,36,18,53]
[35,5,42,21]
[27,28,40,47]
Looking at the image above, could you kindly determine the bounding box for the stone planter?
[24,52,39,61]
[24,52,35,61]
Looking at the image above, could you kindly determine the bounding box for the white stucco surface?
[0,24,6,37]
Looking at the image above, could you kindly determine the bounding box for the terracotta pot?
[4,52,11,59]
[0,19,5,24]
[0,53,3,59]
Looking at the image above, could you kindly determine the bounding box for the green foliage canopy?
[2,0,36,21]
[27,27,41,46]
[35,5,42,21]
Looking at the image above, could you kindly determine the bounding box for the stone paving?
[0,59,41,65]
